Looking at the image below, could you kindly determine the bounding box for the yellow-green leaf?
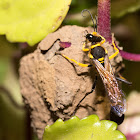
[0,0,71,46]
[43,115,126,140]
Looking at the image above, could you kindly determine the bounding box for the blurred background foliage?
[0,0,140,140]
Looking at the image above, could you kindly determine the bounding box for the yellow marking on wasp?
[108,40,119,60]
[62,54,89,67]
[88,53,93,59]
[82,42,89,52]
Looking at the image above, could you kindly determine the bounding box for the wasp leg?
[82,42,90,52]
[57,52,91,67]
[72,76,97,116]
[116,76,132,85]
[108,40,119,60]
[98,34,106,44]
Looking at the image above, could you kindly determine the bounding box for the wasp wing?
[92,56,126,117]
[104,54,114,75]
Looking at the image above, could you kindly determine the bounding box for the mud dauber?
[57,9,131,124]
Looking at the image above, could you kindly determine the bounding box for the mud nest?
[19,25,123,139]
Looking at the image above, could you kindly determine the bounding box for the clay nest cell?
[19,25,123,139]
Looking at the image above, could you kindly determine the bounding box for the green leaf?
[0,0,71,46]
[43,115,126,140]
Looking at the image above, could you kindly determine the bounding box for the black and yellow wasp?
[58,9,130,124]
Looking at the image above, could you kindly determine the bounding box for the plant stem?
[97,0,112,43]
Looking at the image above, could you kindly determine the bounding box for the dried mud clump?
[19,25,123,139]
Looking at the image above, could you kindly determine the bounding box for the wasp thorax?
[91,46,105,60]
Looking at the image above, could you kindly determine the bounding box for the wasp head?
[86,33,102,44]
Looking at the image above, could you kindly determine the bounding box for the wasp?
[57,9,130,124]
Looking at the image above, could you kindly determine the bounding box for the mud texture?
[19,25,123,139]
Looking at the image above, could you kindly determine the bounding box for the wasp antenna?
[81,9,95,31]
[95,15,97,32]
